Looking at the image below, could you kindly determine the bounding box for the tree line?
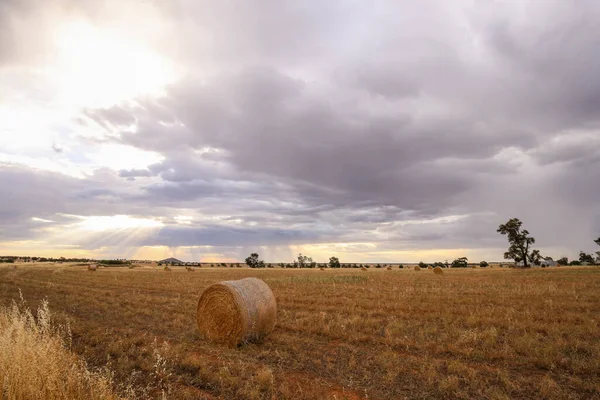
[244,218,599,269]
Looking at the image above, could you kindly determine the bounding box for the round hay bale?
[386,266,392,271]
[87,265,97,272]
[360,266,367,271]
[197,278,277,347]
[414,265,421,271]
[471,265,477,269]
[128,265,135,269]
[433,266,443,275]
[187,267,195,272]
[164,266,172,272]
[427,265,433,270]
[319,267,325,271]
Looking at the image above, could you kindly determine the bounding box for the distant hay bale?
[186,267,195,272]
[87,265,97,272]
[433,266,443,275]
[414,266,421,271]
[361,266,367,271]
[386,266,392,271]
[471,265,477,269]
[164,266,172,272]
[197,277,277,347]
[427,265,433,270]
[319,267,325,271]
[128,265,135,269]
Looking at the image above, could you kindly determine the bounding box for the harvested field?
[0,264,599,399]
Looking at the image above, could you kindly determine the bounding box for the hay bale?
[319,267,325,271]
[197,277,277,347]
[87,265,97,272]
[386,266,392,271]
[360,266,367,271]
[471,265,477,269]
[164,266,172,272]
[128,265,135,269]
[427,265,433,270]
[187,267,195,272]
[433,266,443,275]
[414,265,421,271]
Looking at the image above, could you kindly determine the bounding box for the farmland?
[1,264,599,399]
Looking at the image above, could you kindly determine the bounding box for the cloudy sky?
[1,0,599,263]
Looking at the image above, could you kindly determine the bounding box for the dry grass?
[0,265,599,399]
[0,297,118,399]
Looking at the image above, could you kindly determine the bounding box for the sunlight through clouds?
[50,20,177,109]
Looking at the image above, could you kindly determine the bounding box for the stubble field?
[0,264,599,399]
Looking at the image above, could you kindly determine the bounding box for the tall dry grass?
[0,297,119,400]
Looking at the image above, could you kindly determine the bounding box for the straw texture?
[433,266,444,275]
[197,278,277,347]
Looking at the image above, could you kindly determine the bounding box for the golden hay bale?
[414,265,421,271]
[319,267,325,271]
[360,266,367,271]
[386,266,392,271]
[472,265,477,269]
[128,265,135,269]
[87,265,97,272]
[433,266,443,275]
[164,266,172,272]
[197,278,277,347]
[187,267,195,272]
[427,265,433,270]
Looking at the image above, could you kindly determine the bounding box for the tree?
[328,256,340,269]
[528,249,542,266]
[578,251,595,264]
[245,253,265,268]
[451,257,468,268]
[479,261,489,268]
[497,218,539,268]
[295,253,315,268]
[557,257,568,266]
[418,261,427,269]
[595,238,600,262]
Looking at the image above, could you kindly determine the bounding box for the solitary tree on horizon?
[497,218,539,268]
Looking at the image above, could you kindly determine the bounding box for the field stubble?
[0,265,599,399]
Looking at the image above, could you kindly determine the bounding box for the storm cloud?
[1,0,599,261]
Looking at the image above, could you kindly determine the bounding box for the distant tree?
[497,218,539,268]
[479,261,489,268]
[579,251,595,264]
[595,238,600,262]
[557,257,569,266]
[398,264,404,269]
[245,253,265,268]
[328,256,340,269]
[418,261,427,269]
[451,257,468,268]
[569,260,581,266]
[294,253,313,268]
[376,264,382,269]
[433,262,445,268]
[529,249,542,266]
